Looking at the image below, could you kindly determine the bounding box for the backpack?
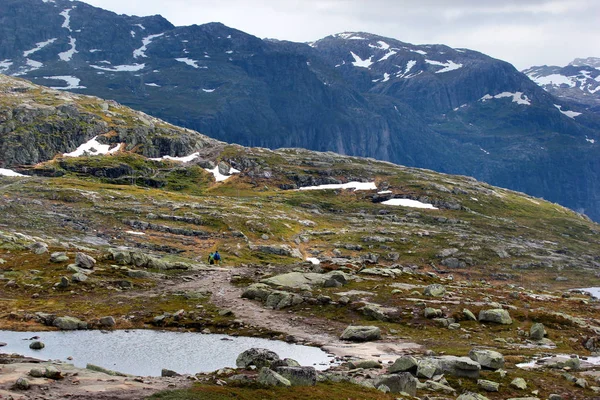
[208,253,215,264]
[214,252,221,261]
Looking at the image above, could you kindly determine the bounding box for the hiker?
[214,250,221,265]
[208,252,215,265]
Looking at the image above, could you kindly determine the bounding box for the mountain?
[1,74,600,399]
[1,0,600,222]
[524,57,600,114]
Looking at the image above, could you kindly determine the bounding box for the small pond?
[0,330,335,377]
[578,287,600,298]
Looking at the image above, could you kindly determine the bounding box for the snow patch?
[202,88,215,93]
[412,49,427,55]
[298,182,377,192]
[63,136,122,157]
[0,168,28,177]
[0,60,13,72]
[586,137,595,144]
[23,38,57,57]
[378,50,397,62]
[529,73,575,87]
[378,190,393,194]
[91,64,145,72]
[126,231,146,236]
[133,33,164,58]
[306,258,320,265]
[175,58,206,69]
[350,52,374,69]
[480,148,490,155]
[135,24,145,30]
[481,92,531,106]
[44,75,86,90]
[26,59,43,69]
[60,8,73,32]
[206,166,240,182]
[382,199,438,209]
[425,59,463,73]
[151,153,200,163]
[145,83,160,87]
[554,104,581,119]
[58,37,77,62]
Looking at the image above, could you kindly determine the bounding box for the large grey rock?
[250,244,303,259]
[437,356,481,378]
[478,379,500,392]
[236,348,280,369]
[463,308,477,321]
[424,307,443,319]
[469,349,505,370]
[261,271,350,289]
[53,316,87,330]
[423,284,446,297]
[29,341,44,350]
[417,359,438,379]
[388,355,418,374]
[361,303,397,322]
[71,272,88,283]
[257,367,291,387]
[422,380,456,394]
[340,326,381,342]
[99,316,116,327]
[29,242,48,255]
[349,360,382,370]
[241,283,273,302]
[44,366,63,380]
[75,252,96,269]
[264,291,303,310]
[50,252,69,263]
[457,393,490,400]
[510,377,527,390]
[29,368,45,378]
[478,309,512,325]
[373,373,417,396]
[530,323,546,340]
[13,377,30,390]
[273,366,317,386]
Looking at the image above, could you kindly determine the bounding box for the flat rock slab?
[323,341,422,364]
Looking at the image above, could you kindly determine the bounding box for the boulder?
[50,252,69,263]
[340,326,381,342]
[29,242,48,255]
[257,367,291,387]
[530,323,546,340]
[424,307,443,319]
[457,393,490,400]
[271,358,301,368]
[44,366,63,380]
[53,316,87,330]
[478,379,500,392]
[13,377,30,390]
[373,373,417,396]
[463,308,477,321]
[511,377,527,390]
[388,355,418,374]
[265,291,303,310]
[478,309,512,325]
[29,368,45,378]
[416,359,438,379]
[236,348,280,369]
[242,283,273,302]
[273,366,317,386]
[76,252,96,269]
[349,360,382,370]
[437,356,481,378]
[161,369,180,377]
[361,303,396,322]
[55,276,70,289]
[469,349,505,370]
[29,341,44,350]
[261,271,350,290]
[71,273,88,283]
[423,284,446,297]
[99,316,116,327]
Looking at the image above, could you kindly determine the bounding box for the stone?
[29,341,44,350]
[340,326,381,342]
[423,380,456,394]
[424,307,443,318]
[548,395,563,400]
[361,303,396,321]
[457,393,490,400]
[53,316,87,330]
[44,366,63,380]
[437,356,481,378]
[56,276,70,289]
[463,308,477,321]
[478,379,500,392]
[29,242,48,255]
[417,359,438,379]
[529,323,546,340]
[99,316,116,327]
[373,373,418,396]
[273,366,317,386]
[161,369,180,377]
[236,348,280,369]
[75,252,96,269]
[86,364,128,377]
[29,368,45,378]
[261,271,350,290]
[271,358,301,368]
[575,378,588,388]
[14,377,30,390]
[348,360,382,370]
[547,356,580,371]
[469,349,505,370]
[241,283,273,302]
[50,252,69,263]
[423,284,446,297]
[72,272,88,283]
[257,367,291,387]
[388,355,418,374]
[478,309,512,325]
[265,291,303,310]
[510,377,527,390]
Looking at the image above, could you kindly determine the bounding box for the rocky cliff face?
[1,0,600,221]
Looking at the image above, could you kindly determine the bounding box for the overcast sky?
[80,0,599,70]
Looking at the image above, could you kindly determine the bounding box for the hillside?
[1,75,600,399]
[1,0,600,222]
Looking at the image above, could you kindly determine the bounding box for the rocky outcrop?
[236,348,280,369]
[53,316,87,330]
[340,326,381,342]
[478,309,513,325]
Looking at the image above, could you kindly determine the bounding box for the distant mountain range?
[1,0,600,220]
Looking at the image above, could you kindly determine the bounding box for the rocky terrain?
[1,0,600,222]
[1,76,600,399]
